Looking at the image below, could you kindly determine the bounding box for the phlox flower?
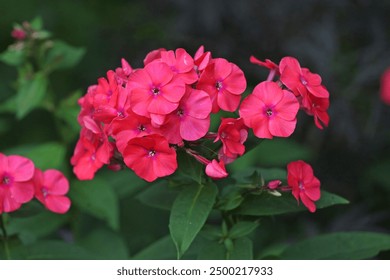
[215,118,248,163]
[161,87,212,144]
[287,160,321,213]
[194,45,212,73]
[127,61,186,125]
[160,48,198,84]
[33,169,71,214]
[249,56,279,74]
[197,58,247,113]
[239,81,299,139]
[279,56,329,99]
[123,134,177,182]
[0,154,35,214]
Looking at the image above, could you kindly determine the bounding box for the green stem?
[0,215,11,260]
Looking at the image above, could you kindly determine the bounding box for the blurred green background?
[1,0,390,259]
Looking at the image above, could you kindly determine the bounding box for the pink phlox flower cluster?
[0,153,70,214]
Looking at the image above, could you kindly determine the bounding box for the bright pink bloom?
[205,159,228,179]
[127,61,186,123]
[11,28,26,40]
[380,67,390,105]
[287,160,321,213]
[160,48,198,84]
[33,169,71,214]
[301,94,330,129]
[123,134,177,182]
[197,58,247,113]
[279,57,329,99]
[239,81,299,139]
[267,180,282,190]
[161,87,212,144]
[0,154,35,214]
[215,118,248,161]
[70,126,113,180]
[113,111,157,153]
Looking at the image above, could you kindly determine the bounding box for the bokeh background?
[1,0,390,259]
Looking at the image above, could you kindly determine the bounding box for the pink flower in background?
[123,134,177,182]
[0,154,35,214]
[279,57,329,99]
[197,58,247,113]
[128,61,186,123]
[239,81,299,139]
[161,87,212,144]
[380,67,390,105]
[287,160,321,213]
[11,27,26,40]
[33,169,71,214]
[205,159,228,179]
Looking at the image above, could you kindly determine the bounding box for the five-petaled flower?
[287,160,321,213]
[0,154,35,214]
[33,169,71,214]
[239,81,299,139]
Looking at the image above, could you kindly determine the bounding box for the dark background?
[1,0,390,258]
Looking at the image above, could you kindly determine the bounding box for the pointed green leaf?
[0,48,25,66]
[229,221,259,239]
[16,71,48,119]
[44,40,85,72]
[235,191,349,216]
[228,237,253,260]
[169,182,218,258]
[281,232,390,259]
[69,178,119,230]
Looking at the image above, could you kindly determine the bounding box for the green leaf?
[69,178,119,230]
[13,240,93,260]
[132,235,177,260]
[78,228,129,259]
[235,191,349,216]
[30,17,43,30]
[16,71,48,119]
[102,169,147,198]
[229,221,259,239]
[229,237,253,259]
[169,181,218,258]
[216,187,244,211]
[137,180,179,210]
[5,142,66,170]
[44,40,85,71]
[0,48,25,66]
[7,211,69,244]
[197,237,253,260]
[175,150,204,184]
[281,232,390,260]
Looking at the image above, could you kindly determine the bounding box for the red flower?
[380,67,390,105]
[287,160,321,213]
[11,28,26,40]
[239,81,299,139]
[161,87,212,144]
[33,169,71,214]
[197,58,247,113]
[0,154,35,214]
[279,57,329,98]
[128,61,186,124]
[215,118,248,161]
[205,159,228,179]
[250,56,280,74]
[123,134,177,182]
